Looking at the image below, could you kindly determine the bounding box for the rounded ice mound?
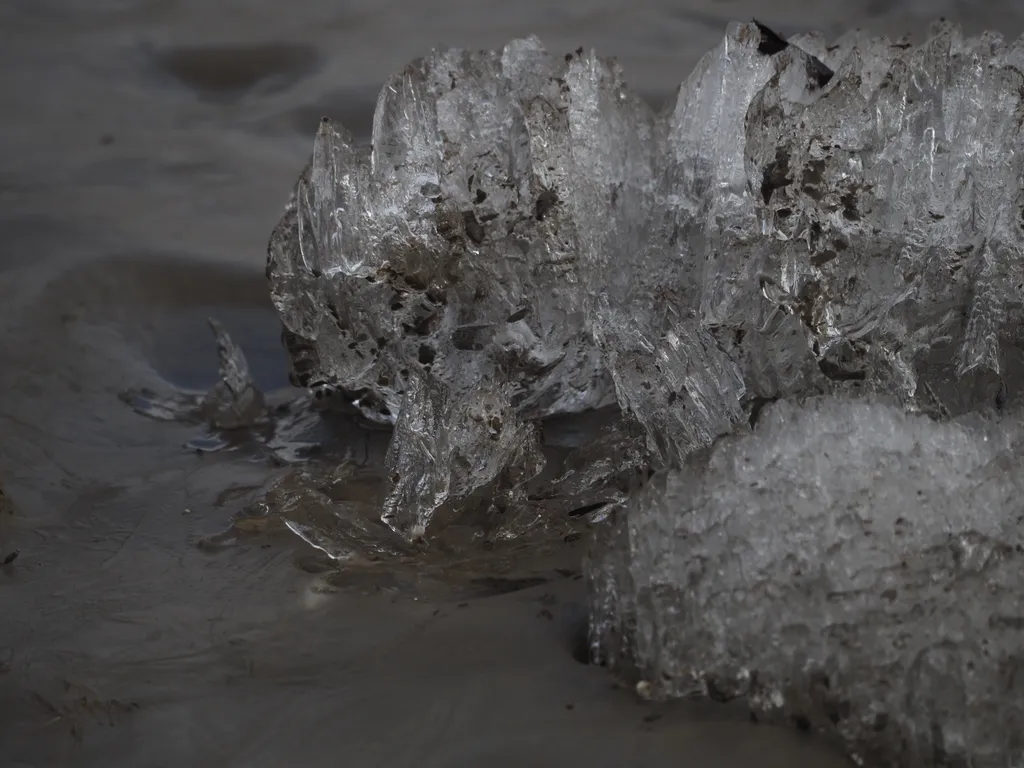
[588,397,1024,768]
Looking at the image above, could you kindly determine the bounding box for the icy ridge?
[268,21,1024,537]
[266,19,1024,767]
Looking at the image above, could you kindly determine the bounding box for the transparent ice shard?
[540,412,649,522]
[561,40,751,464]
[588,397,1024,768]
[265,465,416,562]
[381,370,544,538]
[201,318,265,429]
[119,318,267,431]
[266,39,612,428]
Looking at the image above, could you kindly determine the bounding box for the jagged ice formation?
[268,21,1024,531]
[267,20,1024,768]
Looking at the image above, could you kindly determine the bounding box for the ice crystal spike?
[202,318,265,429]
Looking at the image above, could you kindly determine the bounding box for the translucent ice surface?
[269,21,1024,505]
[202,318,265,429]
[267,38,613,427]
[381,370,545,538]
[264,22,1024,765]
[587,398,1024,768]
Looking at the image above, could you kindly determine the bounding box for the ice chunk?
[382,370,545,538]
[744,21,1024,415]
[588,397,1024,768]
[201,318,265,429]
[268,22,1024,535]
[569,20,1024,463]
[266,40,612,427]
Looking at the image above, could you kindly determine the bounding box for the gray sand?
[1,2,1021,766]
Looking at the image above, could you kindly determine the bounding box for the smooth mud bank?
[1,1,1021,766]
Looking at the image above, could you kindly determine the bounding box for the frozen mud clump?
[588,397,1024,768]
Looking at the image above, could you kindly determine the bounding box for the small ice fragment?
[201,318,265,429]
